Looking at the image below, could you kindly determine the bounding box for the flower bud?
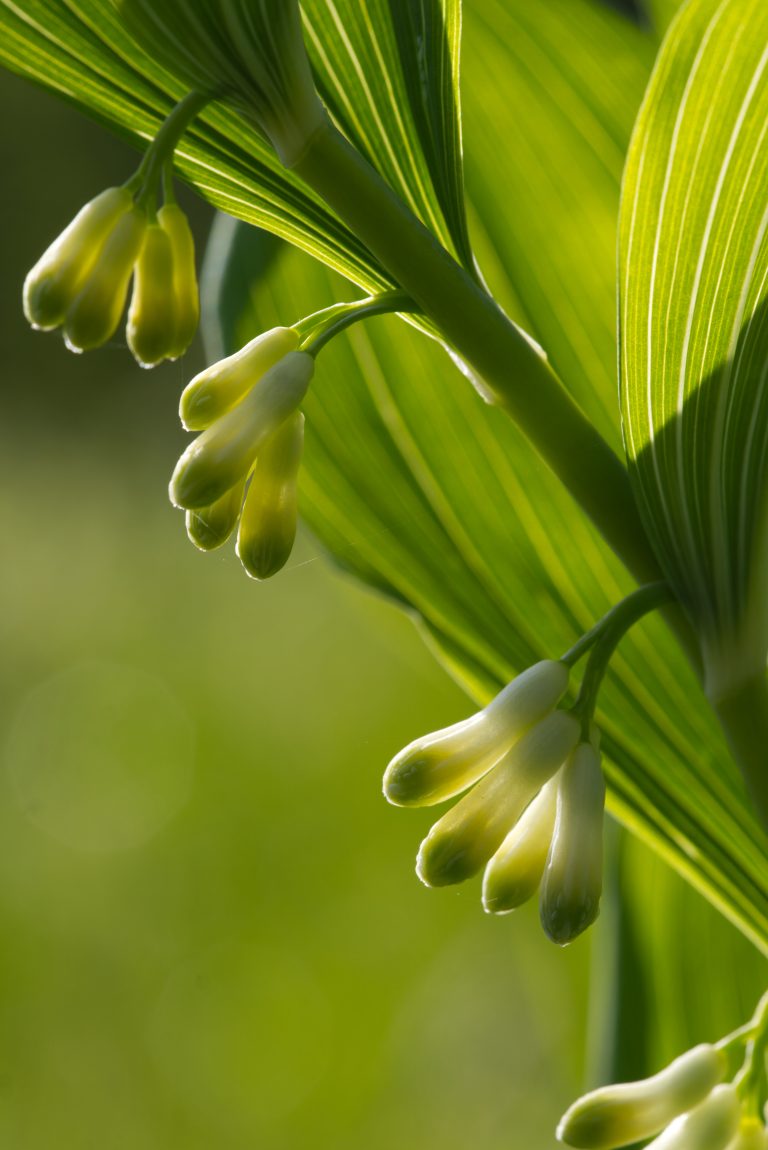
[383,660,569,807]
[645,1085,740,1150]
[540,742,605,946]
[482,773,559,914]
[185,478,246,552]
[126,223,177,367]
[23,186,133,331]
[64,206,147,352]
[158,203,199,359]
[417,710,579,888]
[236,411,304,580]
[169,351,314,511]
[556,1044,729,1149]
[180,327,300,431]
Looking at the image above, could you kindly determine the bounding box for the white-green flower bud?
[126,223,177,367]
[119,0,327,165]
[63,206,147,352]
[236,411,304,580]
[540,742,605,946]
[157,203,199,359]
[645,1085,740,1150]
[556,1044,729,1149]
[180,327,300,431]
[383,660,569,807]
[23,186,133,331]
[169,351,314,511]
[417,710,579,888]
[185,477,247,552]
[482,773,559,914]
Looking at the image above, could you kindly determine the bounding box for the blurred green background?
[0,69,594,1149]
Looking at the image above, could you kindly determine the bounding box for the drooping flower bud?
[118,0,327,166]
[63,205,147,352]
[644,1085,740,1150]
[157,203,199,359]
[180,327,300,431]
[23,186,133,331]
[126,222,177,367]
[185,478,247,552]
[540,741,605,946]
[482,773,559,914]
[170,351,314,511]
[556,1044,729,1149]
[236,411,304,580]
[417,710,579,888]
[383,660,569,807]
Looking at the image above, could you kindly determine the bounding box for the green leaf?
[588,827,764,1091]
[620,0,768,686]
[616,832,766,1068]
[205,211,768,955]
[462,0,656,450]
[199,0,768,954]
[645,0,683,35]
[302,0,472,270]
[0,0,469,288]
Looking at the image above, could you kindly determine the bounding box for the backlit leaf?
[205,211,768,955]
[0,0,469,290]
[620,0,768,688]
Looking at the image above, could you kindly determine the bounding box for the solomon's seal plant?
[4,0,768,1143]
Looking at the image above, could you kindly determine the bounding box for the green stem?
[734,990,768,1115]
[298,290,419,356]
[712,671,768,831]
[569,583,674,739]
[162,160,177,205]
[293,120,662,586]
[561,581,673,668]
[717,1020,758,1054]
[132,90,212,208]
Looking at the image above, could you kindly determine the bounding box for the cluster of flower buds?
[23,184,198,367]
[170,327,312,579]
[383,660,607,945]
[558,1042,768,1150]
